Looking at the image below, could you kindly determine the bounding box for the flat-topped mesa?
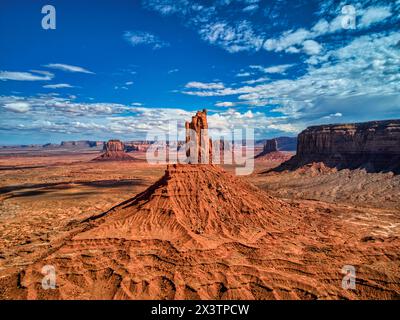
[263,139,278,153]
[103,139,124,152]
[280,119,400,173]
[185,109,213,164]
[92,139,135,161]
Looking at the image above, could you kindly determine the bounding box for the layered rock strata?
[281,119,400,173]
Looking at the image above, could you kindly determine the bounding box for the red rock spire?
[185,109,213,164]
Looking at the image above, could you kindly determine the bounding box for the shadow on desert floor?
[0,178,146,199]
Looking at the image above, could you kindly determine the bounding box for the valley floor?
[0,148,399,299]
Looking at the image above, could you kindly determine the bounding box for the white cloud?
[2,102,30,113]
[0,92,299,139]
[180,31,400,130]
[143,1,397,57]
[43,83,74,89]
[242,77,269,84]
[215,101,235,107]
[323,112,343,119]
[302,40,322,55]
[0,70,54,81]
[185,81,225,89]
[264,28,310,52]
[199,20,264,53]
[359,6,392,28]
[168,68,179,74]
[250,64,294,74]
[264,4,395,56]
[311,19,330,35]
[0,95,129,117]
[125,81,134,85]
[44,63,94,74]
[236,72,251,77]
[123,31,169,49]
[243,4,258,12]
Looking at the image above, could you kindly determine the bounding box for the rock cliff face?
[124,141,152,152]
[93,139,135,161]
[185,109,213,164]
[257,137,297,151]
[255,138,293,161]
[263,139,278,153]
[275,136,297,151]
[102,140,124,152]
[283,119,400,173]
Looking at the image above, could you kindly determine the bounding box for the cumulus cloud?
[263,4,396,55]
[123,31,169,49]
[142,1,397,56]
[180,31,400,129]
[2,102,31,113]
[44,63,94,74]
[0,95,128,117]
[0,92,298,140]
[302,40,322,55]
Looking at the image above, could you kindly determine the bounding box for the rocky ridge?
[279,119,400,173]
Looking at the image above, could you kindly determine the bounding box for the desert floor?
[0,147,399,299]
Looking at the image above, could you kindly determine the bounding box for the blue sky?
[0,0,399,144]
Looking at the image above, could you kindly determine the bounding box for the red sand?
[1,164,399,299]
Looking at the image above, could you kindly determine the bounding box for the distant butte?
[92,139,136,161]
[255,138,293,162]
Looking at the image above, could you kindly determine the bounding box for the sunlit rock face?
[93,140,135,161]
[291,119,400,173]
[185,109,213,164]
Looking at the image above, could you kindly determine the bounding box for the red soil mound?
[92,151,136,161]
[1,164,399,299]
